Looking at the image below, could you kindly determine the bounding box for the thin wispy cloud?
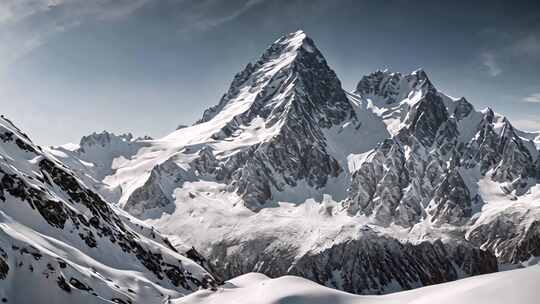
[0,0,49,24]
[0,0,265,74]
[511,34,540,57]
[478,27,540,78]
[523,93,540,103]
[0,0,150,73]
[176,0,265,32]
[201,0,264,29]
[481,51,502,77]
[0,0,150,24]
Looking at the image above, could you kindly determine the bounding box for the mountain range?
[1,30,540,302]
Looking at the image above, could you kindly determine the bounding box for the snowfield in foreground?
[177,265,540,304]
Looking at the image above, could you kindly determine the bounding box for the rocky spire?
[355,68,435,104]
[195,30,354,128]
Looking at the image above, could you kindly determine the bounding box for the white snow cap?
[272,29,317,53]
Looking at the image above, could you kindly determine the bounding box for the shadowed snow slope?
[176,266,540,304]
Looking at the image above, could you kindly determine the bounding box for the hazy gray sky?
[1,0,540,145]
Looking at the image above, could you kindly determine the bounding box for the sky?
[1,0,540,145]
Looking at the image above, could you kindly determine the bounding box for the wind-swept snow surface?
[177,266,540,304]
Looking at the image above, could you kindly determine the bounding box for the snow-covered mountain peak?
[48,130,152,193]
[266,29,315,55]
[196,30,342,126]
[271,29,307,47]
[79,131,134,149]
[355,68,435,106]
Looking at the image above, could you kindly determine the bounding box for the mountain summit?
[196,30,353,126]
[196,29,355,131]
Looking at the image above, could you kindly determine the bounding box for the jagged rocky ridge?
[0,116,216,303]
[207,231,496,295]
[49,131,152,205]
[346,69,540,264]
[48,30,540,295]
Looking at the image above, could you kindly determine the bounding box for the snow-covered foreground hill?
[178,266,540,304]
[0,116,217,303]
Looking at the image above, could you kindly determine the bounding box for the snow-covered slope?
[0,116,216,303]
[177,265,540,304]
[51,30,540,295]
[48,131,152,204]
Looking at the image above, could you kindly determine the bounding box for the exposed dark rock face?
[461,110,536,195]
[69,277,93,291]
[346,139,413,225]
[124,158,198,217]
[356,70,402,104]
[185,246,223,284]
[79,131,134,151]
[0,248,8,280]
[491,121,535,187]
[39,158,117,226]
[428,169,472,225]
[207,235,295,280]
[347,73,473,228]
[195,62,257,125]
[448,241,499,275]
[0,170,66,228]
[535,154,540,179]
[190,146,219,176]
[467,210,540,264]
[207,234,497,295]
[355,69,433,105]
[56,276,71,292]
[461,110,501,174]
[453,97,474,120]
[124,164,173,217]
[346,137,447,227]
[403,91,449,147]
